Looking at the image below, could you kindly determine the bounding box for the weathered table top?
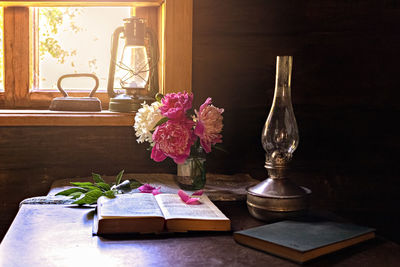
[1,201,400,267]
[1,174,400,266]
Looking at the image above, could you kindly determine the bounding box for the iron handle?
[57,73,100,97]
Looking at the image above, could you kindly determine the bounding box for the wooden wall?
[1,0,400,243]
[191,0,400,242]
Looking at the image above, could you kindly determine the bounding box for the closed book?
[234,220,375,263]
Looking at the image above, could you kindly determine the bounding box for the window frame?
[0,0,192,116]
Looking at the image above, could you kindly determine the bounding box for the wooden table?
[1,202,400,267]
[1,174,400,266]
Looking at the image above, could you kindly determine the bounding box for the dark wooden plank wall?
[192,0,400,242]
[1,0,400,242]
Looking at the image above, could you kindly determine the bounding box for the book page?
[155,194,229,221]
[98,193,164,218]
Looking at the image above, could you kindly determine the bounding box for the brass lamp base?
[247,177,311,221]
[109,95,141,112]
[109,94,154,112]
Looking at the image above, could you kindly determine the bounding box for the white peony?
[134,101,164,144]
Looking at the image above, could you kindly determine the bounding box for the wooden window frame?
[0,0,192,126]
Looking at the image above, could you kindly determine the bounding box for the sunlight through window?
[34,7,132,91]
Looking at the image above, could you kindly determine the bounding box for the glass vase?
[175,154,206,191]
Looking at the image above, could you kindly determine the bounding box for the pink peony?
[159,92,193,120]
[194,98,224,153]
[151,119,195,164]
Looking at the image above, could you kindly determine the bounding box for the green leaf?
[129,180,143,189]
[72,189,103,205]
[153,117,169,130]
[103,190,116,199]
[95,182,111,192]
[213,144,228,154]
[55,188,87,196]
[80,185,99,191]
[70,182,93,187]
[155,93,164,102]
[69,191,84,199]
[115,170,124,185]
[92,173,105,183]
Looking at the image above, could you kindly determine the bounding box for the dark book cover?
[234,220,375,263]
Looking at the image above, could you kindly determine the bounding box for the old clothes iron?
[49,73,102,111]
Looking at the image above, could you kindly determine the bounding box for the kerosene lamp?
[247,56,311,221]
[107,17,158,112]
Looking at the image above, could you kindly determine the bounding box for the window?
[0,8,4,92]
[34,7,132,91]
[0,0,192,115]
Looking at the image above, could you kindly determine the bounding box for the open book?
[93,193,231,235]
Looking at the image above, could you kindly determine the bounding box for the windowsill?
[0,110,135,126]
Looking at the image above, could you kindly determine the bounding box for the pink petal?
[192,190,204,196]
[178,190,201,205]
[178,190,190,202]
[199,97,212,113]
[200,138,212,153]
[173,154,189,164]
[152,187,162,195]
[151,145,167,162]
[194,120,205,137]
[138,184,156,193]
[185,198,201,205]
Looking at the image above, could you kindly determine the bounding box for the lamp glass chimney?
[118,44,149,91]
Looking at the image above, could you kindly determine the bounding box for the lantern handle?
[107,26,124,98]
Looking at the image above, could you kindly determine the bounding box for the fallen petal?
[152,187,162,195]
[192,190,204,196]
[185,198,201,205]
[138,184,156,193]
[178,190,201,205]
[178,190,190,202]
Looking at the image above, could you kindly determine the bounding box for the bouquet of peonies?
[134,92,224,164]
